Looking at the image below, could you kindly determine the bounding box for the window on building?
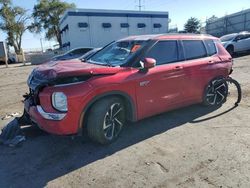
[102,23,112,28]
[120,23,129,28]
[78,22,88,28]
[137,23,146,28]
[204,40,217,56]
[182,40,207,60]
[145,41,178,65]
[153,23,162,28]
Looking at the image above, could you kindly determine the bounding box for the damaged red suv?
[24,34,232,144]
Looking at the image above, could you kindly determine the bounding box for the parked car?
[45,48,102,66]
[0,41,17,64]
[80,48,102,61]
[24,34,232,144]
[51,47,93,61]
[220,31,250,55]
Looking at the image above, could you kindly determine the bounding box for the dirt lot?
[0,55,250,188]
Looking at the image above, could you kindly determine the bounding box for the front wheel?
[203,78,228,106]
[87,97,125,144]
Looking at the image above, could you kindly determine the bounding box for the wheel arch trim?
[78,90,137,132]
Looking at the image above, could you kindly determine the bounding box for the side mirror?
[142,58,156,70]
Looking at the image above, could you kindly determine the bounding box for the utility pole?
[138,0,142,11]
[40,38,44,53]
[136,0,144,11]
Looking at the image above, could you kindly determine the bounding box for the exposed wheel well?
[226,45,234,52]
[79,92,136,134]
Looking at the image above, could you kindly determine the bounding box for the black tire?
[225,77,242,105]
[203,78,228,106]
[226,46,234,56]
[87,97,125,144]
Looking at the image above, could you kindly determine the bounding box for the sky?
[1,0,249,50]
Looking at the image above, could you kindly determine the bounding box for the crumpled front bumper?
[36,105,66,120]
[24,97,77,135]
[24,80,93,135]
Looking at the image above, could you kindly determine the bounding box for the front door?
[134,40,187,120]
[234,34,250,52]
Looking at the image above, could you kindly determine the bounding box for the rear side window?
[204,40,217,56]
[146,41,178,65]
[182,40,207,60]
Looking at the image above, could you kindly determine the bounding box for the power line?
[122,0,135,10]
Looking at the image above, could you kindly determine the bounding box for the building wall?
[206,8,250,37]
[60,9,169,49]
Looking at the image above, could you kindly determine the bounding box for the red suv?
[25,34,232,144]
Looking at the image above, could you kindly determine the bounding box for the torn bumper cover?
[28,104,66,121]
[23,96,72,135]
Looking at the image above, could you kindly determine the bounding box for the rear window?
[204,40,217,56]
[182,40,207,60]
[146,41,178,65]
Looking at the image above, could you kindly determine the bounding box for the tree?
[184,17,201,33]
[0,0,31,54]
[32,0,75,48]
[206,15,218,23]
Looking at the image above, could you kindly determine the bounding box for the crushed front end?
[23,67,93,135]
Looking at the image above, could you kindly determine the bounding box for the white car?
[220,32,250,55]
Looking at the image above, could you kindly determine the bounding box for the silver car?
[220,32,250,55]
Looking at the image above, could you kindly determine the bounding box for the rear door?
[134,40,188,119]
[180,40,211,102]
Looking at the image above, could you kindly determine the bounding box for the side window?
[204,40,217,56]
[80,48,92,54]
[73,48,91,55]
[182,40,207,60]
[241,34,250,40]
[235,34,249,41]
[146,41,178,65]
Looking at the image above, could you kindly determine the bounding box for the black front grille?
[28,88,40,105]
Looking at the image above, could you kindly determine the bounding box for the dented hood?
[36,59,122,79]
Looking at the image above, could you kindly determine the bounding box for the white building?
[60,9,169,49]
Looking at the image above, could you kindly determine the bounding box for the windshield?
[220,34,237,42]
[88,40,146,66]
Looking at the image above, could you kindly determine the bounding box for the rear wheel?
[87,97,125,144]
[226,46,234,56]
[203,78,228,106]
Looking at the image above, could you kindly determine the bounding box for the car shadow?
[233,51,250,58]
[0,103,238,187]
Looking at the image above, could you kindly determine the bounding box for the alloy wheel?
[205,80,228,105]
[103,103,124,140]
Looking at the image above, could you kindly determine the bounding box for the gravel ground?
[0,54,250,188]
